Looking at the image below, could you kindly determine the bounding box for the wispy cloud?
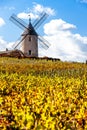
[0,6,15,10]
[17,3,55,19]
[8,6,15,10]
[32,3,55,15]
[0,17,5,27]
[80,0,87,3]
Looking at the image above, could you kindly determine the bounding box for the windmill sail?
[14,34,28,49]
[12,36,21,49]
[33,12,48,29]
[38,35,50,49]
[10,14,28,30]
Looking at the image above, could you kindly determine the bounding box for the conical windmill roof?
[22,22,38,36]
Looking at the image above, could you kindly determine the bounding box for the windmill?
[9,12,50,57]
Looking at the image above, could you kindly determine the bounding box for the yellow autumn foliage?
[0,57,87,129]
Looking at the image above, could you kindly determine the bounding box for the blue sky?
[0,0,87,62]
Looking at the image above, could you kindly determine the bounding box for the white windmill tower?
[10,12,50,57]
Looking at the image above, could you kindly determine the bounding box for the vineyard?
[0,57,87,130]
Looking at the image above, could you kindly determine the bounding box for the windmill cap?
[22,22,38,36]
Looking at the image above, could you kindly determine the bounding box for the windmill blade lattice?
[14,34,28,49]
[12,36,21,49]
[38,35,50,50]
[33,12,48,29]
[10,14,28,30]
[10,12,48,31]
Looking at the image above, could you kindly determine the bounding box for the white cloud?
[0,37,14,51]
[33,3,55,15]
[40,19,87,62]
[44,19,76,35]
[17,3,55,20]
[17,12,38,19]
[0,17,5,27]
[0,37,7,50]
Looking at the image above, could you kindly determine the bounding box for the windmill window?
[29,36,31,41]
[29,50,31,55]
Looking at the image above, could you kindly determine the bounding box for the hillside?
[0,57,87,130]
